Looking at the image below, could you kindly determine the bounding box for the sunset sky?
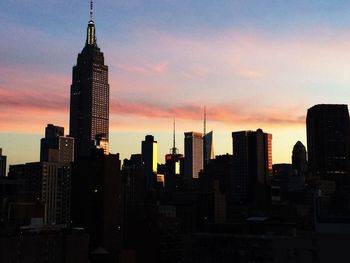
[1,0,350,168]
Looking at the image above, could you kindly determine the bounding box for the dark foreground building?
[307,104,350,186]
[71,151,122,262]
[0,226,89,263]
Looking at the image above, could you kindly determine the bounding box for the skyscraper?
[203,131,214,165]
[69,1,110,159]
[292,141,307,176]
[231,129,272,206]
[184,132,203,179]
[142,135,158,190]
[306,104,350,185]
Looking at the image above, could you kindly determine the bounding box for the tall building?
[203,131,214,166]
[306,104,350,185]
[0,148,6,177]
[69,1,110,159]
[231,129,272,206]
[142,135,158,190]
[184,132,203,179]
[40,124,74,163]
[292,141,307,176]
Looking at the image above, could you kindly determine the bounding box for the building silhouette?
[184,132,203,180]
[69,3,110,159]
[231,129,272,207]
[0,148,6,177]
[307,104,350,186]
[71,151,122,262]
[142,135,158,191]
[292,141,308,176]
[40,124,74,163]
[203,131,214,166]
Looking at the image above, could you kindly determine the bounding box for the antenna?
[90,0,93,21]
[173,117,176,151]
[204,106,206,136]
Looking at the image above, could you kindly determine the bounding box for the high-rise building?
[40,124,74,163]
[292,141,308,176]
[142,135,158,190]
[0,148,7,177]
[203,131,214,165]
[184,132,203,179]
[9,162,71,225]
[231,129,272,206]
[306,104,350,185]
[69,1,110,159]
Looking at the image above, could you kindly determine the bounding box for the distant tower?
[165,119,184,191]
[142,135,158,190]
[203,107,214,166]
[231,129,272,205]
[292,141,307,176]
[69,0,110,159]
[306,104,350,185]
[184,132,203,179]
[0,148,7,177]
[40,124,74,163]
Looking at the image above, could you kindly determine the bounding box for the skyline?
[2,1,350,167]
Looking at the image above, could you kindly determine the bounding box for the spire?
[171,117,178,155]
[86,0,96,46]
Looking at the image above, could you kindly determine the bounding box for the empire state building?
[69,2,110,158]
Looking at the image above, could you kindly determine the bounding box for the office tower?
[0,148,7,177]
[307,104,350,185]
[69,1,110,159]
[9,162,71,225]
[292,141,308,176]
[184,132,203,179]
[203,131,214,165]
[231,129,272,206]
[71,152,122,262]
[142,135,158,190]
[40,124,74,163]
